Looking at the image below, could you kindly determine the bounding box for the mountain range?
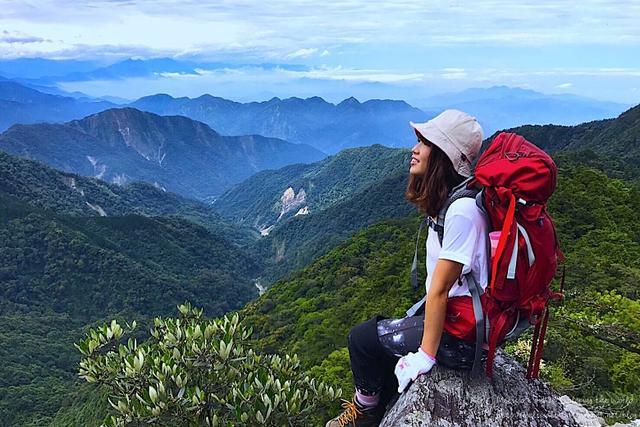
[0,146,265,425]
[0,58,638,423]
[0,107,325,200]
[130,94,426,153]
[1,68,631,155]
[0,79,114,131]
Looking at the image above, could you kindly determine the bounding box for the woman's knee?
[348,316,382,355]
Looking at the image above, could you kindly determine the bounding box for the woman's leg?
[347,316,423,403]
[327,315,476,426]
[348,314,478,399]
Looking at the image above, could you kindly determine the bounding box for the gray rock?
[380,351,582,427]
[610,420,640,427]
[559,395,605,426]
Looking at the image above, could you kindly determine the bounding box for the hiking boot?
[325,398,385,427]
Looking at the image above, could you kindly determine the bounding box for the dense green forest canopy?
[0,193,261,425]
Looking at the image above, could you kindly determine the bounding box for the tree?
[75,303,340,426]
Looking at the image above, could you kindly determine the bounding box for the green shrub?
[75,303,340,426]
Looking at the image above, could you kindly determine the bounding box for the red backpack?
[472,132,564,378]
[408,132,563,378]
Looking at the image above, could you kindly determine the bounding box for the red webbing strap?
[526,317,542,379]
[489,193,516,292]
[530,307,550,378]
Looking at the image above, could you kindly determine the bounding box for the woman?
[326,109,488,427]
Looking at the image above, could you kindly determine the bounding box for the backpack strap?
[410,217,430,290]
[410,178,477,289]
[431,178,479,246]
[466,271,485,376]
[407,177,482,318]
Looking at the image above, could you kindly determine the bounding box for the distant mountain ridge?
[423,85,629,136]
[0,79,114,131]
[0,107,326,199]
[0,74,631,156]
[130,93,425,153]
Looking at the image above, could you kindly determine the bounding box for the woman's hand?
[394,348,437,393]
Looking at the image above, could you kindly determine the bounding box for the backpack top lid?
[473,132,558,205]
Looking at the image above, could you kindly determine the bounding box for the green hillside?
[213,144,410,233]
[0,194,261,425]
[0,150,258,247]
[255,172,415,284]
[506,104,640,180]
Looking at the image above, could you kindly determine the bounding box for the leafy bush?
[75,303,340,426]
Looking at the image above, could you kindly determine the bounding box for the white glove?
[394,347,436,393]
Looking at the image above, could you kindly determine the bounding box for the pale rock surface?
[380,351,583,427]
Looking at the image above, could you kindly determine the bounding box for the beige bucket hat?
[410,109,483,177]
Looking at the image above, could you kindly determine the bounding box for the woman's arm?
[420,259,463,357]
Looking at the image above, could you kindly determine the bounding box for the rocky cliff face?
[380,351,582,427]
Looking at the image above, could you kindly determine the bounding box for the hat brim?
[410,120,471,176]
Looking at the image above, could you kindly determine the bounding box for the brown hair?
[405,137,465,217]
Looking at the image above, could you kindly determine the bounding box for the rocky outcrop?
[380,351,582,427]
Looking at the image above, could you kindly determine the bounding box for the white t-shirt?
[425,197,489,298]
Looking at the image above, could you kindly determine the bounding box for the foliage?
[76,303,340,426]
[0,194,260,426]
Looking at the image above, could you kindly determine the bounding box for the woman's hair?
[405,138,465,217]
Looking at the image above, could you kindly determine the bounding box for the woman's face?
[409,134,432,176]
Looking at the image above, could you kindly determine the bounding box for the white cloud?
[281,65,425,83]
[555,82,573,88]
[441,68,467,80]
[1,0,639,60]
[286,48,318,59]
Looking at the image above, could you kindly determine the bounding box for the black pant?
[348,315,478,397]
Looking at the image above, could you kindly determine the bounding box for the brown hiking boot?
[325,398,385,427]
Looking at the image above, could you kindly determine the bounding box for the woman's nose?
[411,142,420,153]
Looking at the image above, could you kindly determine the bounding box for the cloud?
[441,68,467,80]
[2,0,640,61]
[0,30,49,44]
[278,65,425,83]
[555,82,573,88]
[286,48,318,59]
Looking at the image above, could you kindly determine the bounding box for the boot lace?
[337,399,363,426]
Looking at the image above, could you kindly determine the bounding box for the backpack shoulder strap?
[409,177,477,290]
[432,177,479,246]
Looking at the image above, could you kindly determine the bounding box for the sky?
[1,0,639,104]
